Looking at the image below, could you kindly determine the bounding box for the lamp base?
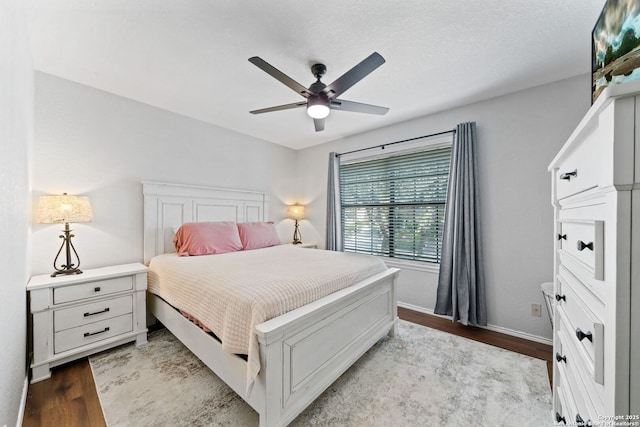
[51,267,83,278]
[292,219,302,245]
[51,223,84,278]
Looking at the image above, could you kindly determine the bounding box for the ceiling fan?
[248,52,389,132]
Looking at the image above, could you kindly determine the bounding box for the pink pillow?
[237,222,281,250]
[173,222,243,256]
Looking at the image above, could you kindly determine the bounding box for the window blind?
[340,146,451,263]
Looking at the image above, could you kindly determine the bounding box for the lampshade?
[307,97,330,119]
[38,194,93,224]
[287,204,305,220]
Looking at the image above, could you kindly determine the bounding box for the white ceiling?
[27,0,606,150]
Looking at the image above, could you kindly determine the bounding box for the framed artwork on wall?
[592,0,640,103]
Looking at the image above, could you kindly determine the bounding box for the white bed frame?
[143,181,399,427]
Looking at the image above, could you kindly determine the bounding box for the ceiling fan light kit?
[249,52,389,132]
[306,96,330,119]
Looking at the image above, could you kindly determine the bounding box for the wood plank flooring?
[23,358,106,427]
[22,308,553,426]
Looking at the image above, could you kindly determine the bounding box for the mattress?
[147,244,387,385]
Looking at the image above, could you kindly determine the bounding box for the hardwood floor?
[22,309,553,426]
[22,358,106,427]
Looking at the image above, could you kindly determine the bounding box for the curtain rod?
[336,128,456,157]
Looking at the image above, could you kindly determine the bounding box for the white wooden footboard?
[254,267,399,427]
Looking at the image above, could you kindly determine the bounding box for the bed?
[143,181,399,427]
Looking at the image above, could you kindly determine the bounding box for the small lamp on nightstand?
[287,204,305,245]
[38,193,93,277]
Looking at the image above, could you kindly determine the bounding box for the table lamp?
[38,193,93,277]
[287,204,305,245]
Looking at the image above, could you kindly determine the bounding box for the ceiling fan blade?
[330,99,389,115]
[314,118,325,132]
[249,57,311,98]
[322,52,385,99]
[250,101,306,114]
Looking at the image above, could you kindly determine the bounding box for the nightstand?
[27,263,148,383]
[291,242,317,249]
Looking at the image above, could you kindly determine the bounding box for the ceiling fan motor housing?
[309,80,327,94]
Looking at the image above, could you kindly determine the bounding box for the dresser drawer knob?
[555,352,567,363]
[560,169,577,181]
[575,413,592,426]
[555,412,567,424]
[575,328,593,342]
[557,233,567,241]
[84,327,110,337]
[555,294,566,302]
[84,307,110,317]
[94,286,101,292]
[576,240,593,251]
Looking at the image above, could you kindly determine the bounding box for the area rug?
[89,320,552,426]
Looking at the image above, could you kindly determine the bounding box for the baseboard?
[398,302,553,346]
[15,373,28,427]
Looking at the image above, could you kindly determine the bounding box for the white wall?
[0,0,33,425]
[296,74,592,341]
[32,72,298,275]
[31,69,592,344]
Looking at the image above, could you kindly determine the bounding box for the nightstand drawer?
[54,276,133,304]
[54,313,133,354]
[54,295,133,332]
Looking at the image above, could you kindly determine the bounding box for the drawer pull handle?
[560,169,577,181]
[555,352,567,363]
[576,328,593,342]
[555,294,566,302]
[555,412,567,424]
[84,327,110,337]
[94,286,101,292]
[575,414,592,426]
[557,233,567,241]
[577,240,593,251]
[84,307,110,317]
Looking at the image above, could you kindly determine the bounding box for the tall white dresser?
[548,81,640,425]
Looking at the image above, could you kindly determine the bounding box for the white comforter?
[147,244,387,385]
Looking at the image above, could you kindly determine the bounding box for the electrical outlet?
[531,303,542,317]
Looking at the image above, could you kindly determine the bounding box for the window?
[340,146,451,263]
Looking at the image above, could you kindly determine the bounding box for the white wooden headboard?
[142,181,269,262]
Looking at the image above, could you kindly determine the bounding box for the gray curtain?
[434,122,487,326]
[326,152,343,251]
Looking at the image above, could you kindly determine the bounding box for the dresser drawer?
[553,111,610,200]
[54,276,133,305]
[54,313,133,354]
[557,220,604,281]
[555,274,605,386]
[556,264,605,321]
[554,369,574,426]
[556,311,605,418]
[54,295,133,332]
[555,355,598,427]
